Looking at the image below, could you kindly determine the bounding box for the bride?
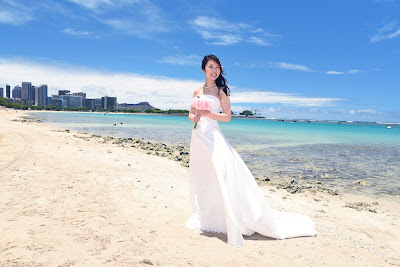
[186,55,317,247]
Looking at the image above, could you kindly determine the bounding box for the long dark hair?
[201,55,230,96]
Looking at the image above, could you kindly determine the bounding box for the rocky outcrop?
[118,102,156,111]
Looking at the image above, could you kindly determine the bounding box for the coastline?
[1,108,399,266]
[25,109,400,124]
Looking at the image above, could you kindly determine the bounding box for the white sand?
[0,109,399,266]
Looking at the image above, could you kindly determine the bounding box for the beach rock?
[344,202,377,213]
[317,187,339,195]
[354,180,372,186]
[277,180,313,194]
[321,172,332,179]
[310,180,322,184]
[140,259,154,265]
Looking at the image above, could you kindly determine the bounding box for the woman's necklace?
[203,83,216,89]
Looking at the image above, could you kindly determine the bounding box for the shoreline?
[1,108,399,266]
[23,108,400,125]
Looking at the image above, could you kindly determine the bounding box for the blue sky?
[0,0,399,122]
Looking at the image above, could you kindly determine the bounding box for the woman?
[186,55,317,247]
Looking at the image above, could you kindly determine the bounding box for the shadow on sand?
[200,232,276,245]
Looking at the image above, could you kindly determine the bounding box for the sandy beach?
[0,108,399,266]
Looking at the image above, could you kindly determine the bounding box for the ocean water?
[30,111,400,200]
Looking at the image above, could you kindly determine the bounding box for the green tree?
[240,110,254,116]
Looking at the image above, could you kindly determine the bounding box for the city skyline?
[4,80,120,110]
[1,1,400,122]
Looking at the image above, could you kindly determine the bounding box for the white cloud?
[355,109,383,115]
[101,17,169,38]
[66,0,127,11]
[62,28,99,38]
[326,69,361,75]
[157,55,202,66]
[0,1,33,26]
[98,1,169,38]
[377,20,397,32]
[65,0,169,38]
[247,36,270,46]
[191,16,250,32]
[230,91,343,107]
[190,16,277,46]
[370,20,400,43]
[0,10,31,25]
[268,62,314,72]
[347,69,361,74]
[0,58,343,109]
[230,105,249,113]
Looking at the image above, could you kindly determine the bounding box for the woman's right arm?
[188,89,201,123]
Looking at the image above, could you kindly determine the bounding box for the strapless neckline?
[198,94,219,100]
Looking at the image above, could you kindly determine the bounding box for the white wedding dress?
[186,94,317,247]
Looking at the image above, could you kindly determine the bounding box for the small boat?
[387,125,392,129]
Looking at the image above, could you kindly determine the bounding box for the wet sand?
[1,108,399,266]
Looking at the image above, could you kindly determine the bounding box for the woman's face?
[203,60,221,82]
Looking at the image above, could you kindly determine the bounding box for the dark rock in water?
[354,180,372,186]
[321,172,332,179]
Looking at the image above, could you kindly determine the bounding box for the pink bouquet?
[191,95,212,129]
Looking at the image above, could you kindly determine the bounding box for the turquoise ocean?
[30,112,400,200]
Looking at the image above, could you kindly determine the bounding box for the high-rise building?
[58,90,70,96]
[6,85,10,98]
[94,98,102,110]
[84,99,95,109]
[102,96,117,110]
[50,95,63,108]
[0,87,3,98]
[22,82,34,105]
[74,92,86,106]
[61,94,83,108]
[35,84,48,107]
[12,85,22,99]
[51,99,64,108]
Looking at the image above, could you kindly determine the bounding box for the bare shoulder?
[218,91,230,102]
[192,86,203,97]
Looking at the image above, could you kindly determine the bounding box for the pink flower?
[191,96,212,129]
[191,96,212,110]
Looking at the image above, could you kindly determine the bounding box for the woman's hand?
[193,113,201,122]
[197,110,211,117]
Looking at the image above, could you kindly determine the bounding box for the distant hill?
[118,102,156,111]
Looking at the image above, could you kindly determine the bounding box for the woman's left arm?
[197,94,231,122]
